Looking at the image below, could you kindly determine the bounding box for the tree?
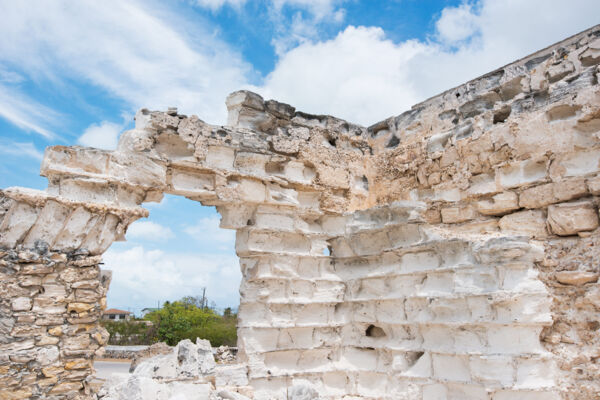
[143,297,236,346]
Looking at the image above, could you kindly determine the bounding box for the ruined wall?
[0,24,599,400]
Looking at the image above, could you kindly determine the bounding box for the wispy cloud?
[193,0,247,11]
[0,0,253,124]
[0,84,60,139]
[0,140,44,160]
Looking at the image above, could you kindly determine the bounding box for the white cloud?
[268,0,346,55]
[126,220,174,242]
[103,245,240,312]
[78,121,123,150]
[262,26,426,124]
[436,3,479,44]
[0,0,252,124]
[261,0,600,126]
[0,141,44,160]
[0,84,59,139]
[184,215,236,251]
[194,0,246,10]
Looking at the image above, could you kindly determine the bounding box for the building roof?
[104,308,130,315]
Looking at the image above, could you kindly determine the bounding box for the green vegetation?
[102,296,237,347]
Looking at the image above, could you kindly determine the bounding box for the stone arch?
[1,25,600,399]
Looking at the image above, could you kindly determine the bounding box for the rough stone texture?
[1,24,600,399]
[100,339,251,400]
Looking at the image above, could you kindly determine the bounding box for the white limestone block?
[433,354,471,382]
[206,146,235,170]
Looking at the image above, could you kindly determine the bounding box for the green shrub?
[143,300,237,346]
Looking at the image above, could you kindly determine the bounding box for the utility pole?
[201,287,206,310]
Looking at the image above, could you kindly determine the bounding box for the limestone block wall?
[0,24,599,400]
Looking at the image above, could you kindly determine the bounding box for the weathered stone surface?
[555,271,599,286]
[477,192,520,216]
[1,24,600,400]
[547,200,599,236]
[441,205,478,223]
[499,210,548,238]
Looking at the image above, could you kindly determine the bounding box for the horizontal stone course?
[2,24,600,400]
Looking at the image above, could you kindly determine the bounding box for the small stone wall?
[0,244,110,399]
[0,24,599,400]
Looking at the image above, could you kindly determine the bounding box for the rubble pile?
[98,338,312,400]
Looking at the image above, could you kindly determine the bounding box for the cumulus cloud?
[103,245,241,313]
[260,0,600,125]
[184,215,236,251]
[262,26,426,124]
[77,121,123,150]
[126,221,174,242]
[435,3,480,44]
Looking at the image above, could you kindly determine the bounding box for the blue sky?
[0,0,598,315]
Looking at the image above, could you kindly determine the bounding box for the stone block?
[515,358,556,389]
[0,202,38,248]
[519,178,588,208]
[588,175,600,195]
[477,192,519,216]
[547,200,599,235]
[551,150,600,179]
[316,165,349,189]
[432,354,470,382]
[234,152,270,176]
[499,210,547,238]
[498,159,547,189]
[170,169,214,196]
[492,391,561,400]
[11,297,32,311]
[441,205,478,223]
[205,146,235,170]
[518,183,553,209]
[555,271,598,286]
[488,326,544,354]
[22,200,70,248]
[54,207,95,250]
[469,356,514,386]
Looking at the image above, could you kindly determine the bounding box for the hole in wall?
[493,106,512,124]
[406,351,424,367]
[365,324,386,338]
[386,135,400,148]
[95,194,241,380]
[265,161,285,174]
[353,175,369,192]
[546,104,582,121]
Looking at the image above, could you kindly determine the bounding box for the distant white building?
[102,308,131,321]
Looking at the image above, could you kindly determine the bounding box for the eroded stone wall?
[0,24,599,400]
